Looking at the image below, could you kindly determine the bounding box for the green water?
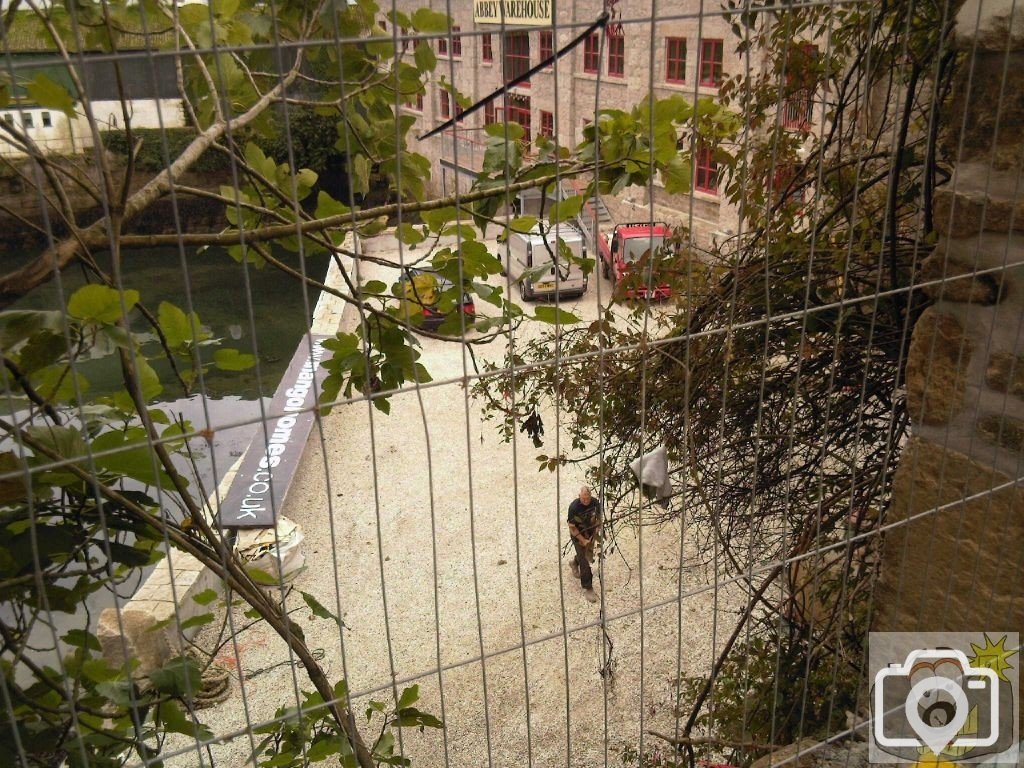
[12,246,333,400]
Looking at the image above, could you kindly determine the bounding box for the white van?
[505,220,589,301]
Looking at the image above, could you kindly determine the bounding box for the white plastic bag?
[235,516,306,582]
[629,445,673,503]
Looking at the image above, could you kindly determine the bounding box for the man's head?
[579,485,592,504]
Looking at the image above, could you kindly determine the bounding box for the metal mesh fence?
[1,0,1022,766]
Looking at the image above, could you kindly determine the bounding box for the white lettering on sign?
[232,340,327,523]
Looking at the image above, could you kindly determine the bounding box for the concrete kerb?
[97,241,358,676]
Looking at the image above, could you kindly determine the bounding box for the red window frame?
[772,165,804,207]
[451,26,462,57]
[539,30,554,67]
[439,91,450,119]
[406,92,424,112]
[695,143,718,194]
[666,37,686,83]
[482,33,493,62]
[782,44,818,130]
[607,32,624,77]
[506,94,531,142]
[539,110,554,138]
[437,35,447,56]
[699,38,724,87]
[583,33,600,74]
[504,32,531,87]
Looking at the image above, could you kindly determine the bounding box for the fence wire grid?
[1,0,1022,767]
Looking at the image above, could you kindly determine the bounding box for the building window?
[583,33,600,74]
[666,37,686,83]
[539,30,554,67]
[22,112,34,129]
[782,44,818,130]
[539,110,554,138]
[450,26,462,57]
[405,93,424,112]
[699,38,724,86]
[485,101,496,125]
[506,94,531,142]
[695,143,718,194]
[504,32,531,87]
[482,33,493,62]
[437,34,447,56]
[607,32,624,77]
[41,111,52,128]
[772,164,804,207]
[440,91,450,119]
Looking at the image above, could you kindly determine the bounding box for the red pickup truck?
[595,220,674,300]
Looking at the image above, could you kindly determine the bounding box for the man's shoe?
[570,560,580,578]
[583,588,598,604]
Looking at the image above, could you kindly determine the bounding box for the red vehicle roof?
[616,223,671,239]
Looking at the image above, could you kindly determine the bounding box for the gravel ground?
[176,235,743,768]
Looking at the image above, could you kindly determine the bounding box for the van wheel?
[518,282,533,302]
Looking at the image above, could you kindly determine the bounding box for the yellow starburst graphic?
[968,633,1018,682]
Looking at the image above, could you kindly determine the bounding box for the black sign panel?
[217,335,332,528]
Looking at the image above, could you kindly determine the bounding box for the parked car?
[395,269,476,332]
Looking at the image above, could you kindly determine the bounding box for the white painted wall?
[0,98,185,157]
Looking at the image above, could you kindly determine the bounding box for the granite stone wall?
[873,0,1024,635]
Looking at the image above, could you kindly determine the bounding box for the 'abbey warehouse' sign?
[473,0,552,25]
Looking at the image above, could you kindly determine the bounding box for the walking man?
[567,485,601,603]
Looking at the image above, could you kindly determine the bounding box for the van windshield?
[622,235,666,264]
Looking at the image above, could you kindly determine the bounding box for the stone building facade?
[392,0,820,247]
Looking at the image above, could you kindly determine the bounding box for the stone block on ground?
[872,438,1024,633]
[918,250,1004,304]
[987,351,1024,396]
[904,309,973,425]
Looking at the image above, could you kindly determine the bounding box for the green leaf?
[158,302,196,348]
[213,348,256,371]
[95,679,132,707]
[67,285,139,324]
[212,0,239,17]
[179,612,215,631]
[548,195,583,224]
[301,591,341,626]
[62,629,101,652]
[191,588,219,606]
[413,40,436,72]
[149,656,202,697]
[397,684,419,709]
[484,122,524,141]
[396,223,425,246]
[82,658,122,683]
[395,706,444,729]
[533,306,581,325]
[661,154,692,195]
[411,8,450,33]
[156,700,213,740]
[420,206,459,233]
[246,567,279,586]
[136,357,163,402]
[508,216,538,234]
[308,736,343,762]
[25,73,76,119]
